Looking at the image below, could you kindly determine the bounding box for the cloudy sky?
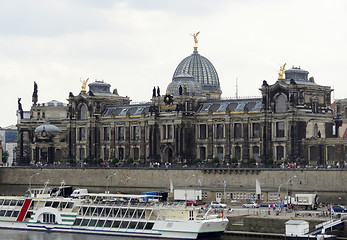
[1,0,347,127]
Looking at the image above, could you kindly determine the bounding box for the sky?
[1,0,347,127]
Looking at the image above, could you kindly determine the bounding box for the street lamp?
[277,175,296,204]
[106,173,117,194]
[185,174,195,203]
[29,173,40,192]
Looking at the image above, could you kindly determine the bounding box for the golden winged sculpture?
[191,32,200,47]
[80,78,89,92]
[278,63,286,79]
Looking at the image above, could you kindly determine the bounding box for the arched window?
[80,104,88,120]
[313,124,318,138]
[275,94,287,113]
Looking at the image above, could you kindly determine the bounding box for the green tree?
[112,157,119,165]
[231,157,238,164]
[212,157,220,165]
[266,158,274,165]
[126,157,134,164]
[248,157,256,165]
[2,150,9,164]
[96,158,103,165]
[194,158,202,164]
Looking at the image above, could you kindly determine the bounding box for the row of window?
[77,122,287,143]
[44,201,74,209]
[0,199,24,207]
[79,207,145,219]
[73,218,154,230]
[79,147,140,161]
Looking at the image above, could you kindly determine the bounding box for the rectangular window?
[104,127,110,141]
[276,146,284,160]
[276,122,285,138]
[118,127,124,140]
[104,147,109,160]
[200,147,206,160]
[327,146,335,161]
[234,123,242,139]
[162,125,166,139]
[134,147,139,160]
[118,148,124,160]
[133,126,140,140]
[217,147,223,160]
[200,124,207,139]
[253,146,260,160]
[79,148,85,161]
[79,127,86,141]
[252,123,260,138]
[168,125,173,139]
[216,124,224,139]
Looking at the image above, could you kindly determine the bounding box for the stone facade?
[16,47,347,167]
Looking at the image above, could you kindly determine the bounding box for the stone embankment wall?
[0,168,346,204]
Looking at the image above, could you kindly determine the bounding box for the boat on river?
[0,186,228,239]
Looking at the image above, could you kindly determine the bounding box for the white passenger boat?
[0,189,228,239]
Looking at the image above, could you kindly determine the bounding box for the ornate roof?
[172,48,221,93]
[34,121,61,133]
[166,73,202,96]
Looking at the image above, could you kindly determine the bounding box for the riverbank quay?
[0,167,346,205]
[224,213,347,238]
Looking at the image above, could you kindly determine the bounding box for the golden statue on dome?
[80,78,89,92]
[191,31,200,48]
[278,63,286,79]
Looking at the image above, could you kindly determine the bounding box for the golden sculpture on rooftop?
[81,78,89,92]
[191,31,200,48]
[278,63,286,79]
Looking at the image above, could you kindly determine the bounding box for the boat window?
[52,202,59,208]
[18,200,24,206]
[5,211,13,217]
[81,219,89,226]
[137,222,145,229]
[104,208,111,217]
[128,209,135,218]
[129,221,137,229]
[0,210,5,216]
[89,219,97,227]
[0,199,3,205]
[73,219,81,226]
[121,209,127,218]
[45,201,52,207]
[144,222,154,230]
[10,200,18,206]
[104,220,112,227]
[4,200,10,205]
[43,213,56,223]
[120,221,129,228]
[67,202,74,208]
[112,221,121,228]
[12,211,19,218]
[137,209,145,219]
[96,220,105,227]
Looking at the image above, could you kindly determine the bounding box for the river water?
[0,229,268,240]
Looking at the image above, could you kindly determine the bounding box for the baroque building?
[16,43,346,167]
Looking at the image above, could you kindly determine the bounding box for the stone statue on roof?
[32,81,38,105]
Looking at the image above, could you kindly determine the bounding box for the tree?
[231,157,238,164]
[194,158,202,164]
[126,157,134,164]
[212,157,220,165]
[2,150,9,164]
[248,157,256,165]
[266,158,274,165]
[96,158,103,165]
[112,157,119,165]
